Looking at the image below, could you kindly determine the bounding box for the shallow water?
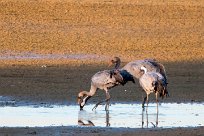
[0,103,203,128]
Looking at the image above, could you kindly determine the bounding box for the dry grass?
[0,0,203,63]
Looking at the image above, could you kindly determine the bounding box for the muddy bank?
[0,126,203,136]
[0,61,204,106]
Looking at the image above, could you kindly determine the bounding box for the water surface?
[0,103,203,128]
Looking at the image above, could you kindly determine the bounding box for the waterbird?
[122,58,167,84]
[77,57,135,111]
[139,66,169,108]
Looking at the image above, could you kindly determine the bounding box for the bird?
[77,57,135,111]
[109,58,168,107]
[139,66,169,108]
[122,58,167,84]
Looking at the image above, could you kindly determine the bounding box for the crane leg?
[156,102,159,126]
[142,92,150,108]
[146,94,149,107]
[142,96,147,108]
[92,90,111,111]
[106,110,110,127]
[155,92,158,103]
[105,91,111,111]
[142,108,144,128]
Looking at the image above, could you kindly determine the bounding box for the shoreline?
[0,126,203,136]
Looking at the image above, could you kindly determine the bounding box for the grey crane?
[122,59,167,84]
[109,58,168,107]
[77,57,135,111]
[139,66,169,108]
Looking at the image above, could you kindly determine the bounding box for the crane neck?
[78,85,97,97]
[111,57,121,69]
[115,60,121,69]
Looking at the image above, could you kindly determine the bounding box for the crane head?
[77,91,91,110]
[109,57,121,69]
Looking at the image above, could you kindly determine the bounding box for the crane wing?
[91,70,117,88]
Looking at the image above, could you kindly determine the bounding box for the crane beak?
[78,96,92,110]
[80,105,84,110]
[77,96,84,110]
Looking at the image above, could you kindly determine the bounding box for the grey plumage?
[122,58,168,107]
[78,57,168,110]
[91,70,120,90]
[139,66,168,108]
[78,57,135,111]
[122,59,167,84]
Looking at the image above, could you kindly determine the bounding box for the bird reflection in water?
[78,104,159,128]
[78,120,95,126]
[142,103,159,128]
[78,110,110,127]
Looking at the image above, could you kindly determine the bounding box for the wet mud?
[0,61,204,106]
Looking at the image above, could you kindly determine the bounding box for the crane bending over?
[139,66,169,108]
[77,57,135,111]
